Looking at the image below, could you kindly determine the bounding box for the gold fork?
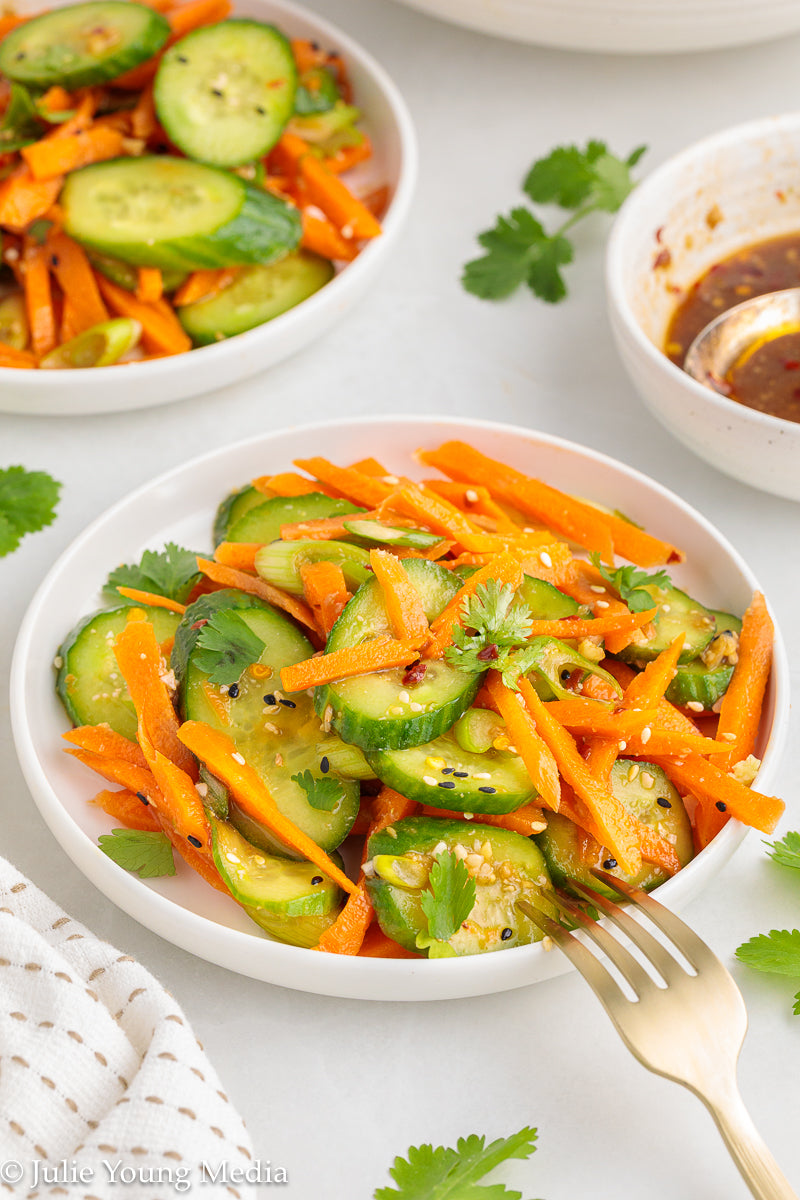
[518,872,797,1200]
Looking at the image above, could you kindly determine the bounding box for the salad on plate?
[54,441,784,959]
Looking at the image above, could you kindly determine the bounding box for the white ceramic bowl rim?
[10,415,791,1000]
[606,111,800,436]
[0,0,417,386]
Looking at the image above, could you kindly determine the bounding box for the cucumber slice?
[295,65,339,116]
[227,492,361,545]
[536,760,693,896]
[0,1,170,89]
[154,20,296,167]
[87,249,186,295]
[367,817,555,956]
[316,559,480,752]
[316,736,376,781]
[366,730,537,815]
[342,519,443,550]
[244,904,340,948]
[173,590,359,854]
[665,609,741,710]
[210,817,342,916]
[62,157,301,272]
[255,538,371,597]
[178,252,334,345]
[56,604,181,738]
[518,576,581,620]
[618,584,717,664]
[523,636,621,703]
[0,292,28,350]
[213,484,267,545]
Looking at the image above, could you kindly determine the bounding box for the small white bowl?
[389,0,800,54]
[606,114,800,503]
[10,415,790,1001]
[0,0,416,417]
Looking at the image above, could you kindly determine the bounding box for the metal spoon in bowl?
[683,287,800,394]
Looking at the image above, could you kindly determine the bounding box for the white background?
[2,2,800,1195]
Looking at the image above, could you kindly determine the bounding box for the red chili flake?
[402,660,427,686]
[785,361,800,371]
[476,643,500,662]
[190,619,209,630]
[655,226,664,244]
[653,248,672,270]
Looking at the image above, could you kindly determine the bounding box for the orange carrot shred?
[369,549,430,645]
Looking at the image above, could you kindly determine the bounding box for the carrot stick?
[22,237,56,357]
[300,560,350,637]
[177,720,357,893]
[370,785,418,834]
[276,134,381,239]
[90,787,161,832]
[524,607,658,642]
[357,926,421,958]
[349,457,389,477]
[195,557,318,635]
[518,677,641,874]
[63,724,147,766]
[157,815,229,892]
[301,210,357,261]
[280,636,422,693]
[22,125,124,181]
[279,514,362,541]
[201,680,230,726]
[715,592,773,769]
[131,84,157,140]
[173,267,238,307]
[0,167,63,231]
[559,786,681,875]
[315,883,373,954]
[369,549,430,646]
[653,753,784,837]
[137,710,212,854]
[47,231,108,333]
[421,802,547,837]
[96,274,192,355]
[391,486,493,553]
[423,480,523,536]
[253,471,342,498]
[541,701,660,739]
[65,747,164,805]
[136,266,163,304]
[114,586,187,613]
[486,673,561,812]
[427,553,524,654]
[0,342,36,368]
[213,542,262,571]
[37,86,73,118]
[290,37,329,73]
[322,137,372,175]
[293,456,393,508]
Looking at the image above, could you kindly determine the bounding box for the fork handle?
[697,1079,797,1200]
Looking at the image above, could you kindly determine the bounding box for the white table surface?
[3,5,800,1196]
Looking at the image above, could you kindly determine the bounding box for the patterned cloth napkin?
[0,854,259,1198]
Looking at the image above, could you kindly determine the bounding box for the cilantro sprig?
[375,1125,539,1200]
[736,833,800,1014]
[106,541,202,605]
[0,466,60,557]
[98,828,176,878]
[194,608,266,687]
[416,850,476,958]
[444,580,535,689]
[589,553,671,613]
[463,140,647,304]
[292,769,344,812]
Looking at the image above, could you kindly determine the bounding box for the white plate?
[0,0,416,416]
[10,416,791,1001]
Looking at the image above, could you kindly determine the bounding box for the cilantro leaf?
[590,553,671,613]
[106,541,202,604]
[765,831,800,871]
[526,234,573,304]
[444,581,534,688]
[0,83,42,152]
[194,609,266,686]
[98,828,176,878]
[736,930,800,977]
[0,466,61,557]
[417,851,476,954]
[375,1126,538,1200]
[463,208,547,300]
[523,141,608,208]
[291,769,344,812]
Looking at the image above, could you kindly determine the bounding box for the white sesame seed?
[388,705,404,716]
[195,782,208,798]
[595,600,610,610]
[231,752,245,765]
[661,604,671,613]
[423,775,438,786]
[686,700,704,712]
[523,527,535,533]
[539,551,553,568]
[53,655,63,668]
[225,853,240,864]
[721,731,737,741]
[433,841,448,855]
[590,585,606,594]
[274,753,284,767]
[463,812,474,820]
[399,690,410,703]
[640,726,652,744]
[254,856,266,866]
[383,474,399,485]
[618,740,627,751]
[453,844,468,861]
[465,489,479,503]
[265,722,281,735]
[410,702,423,712]
[219,684,229,695]
[640,771,655,789]
[542,935,553,951]
[627,763,640,782]
[473,772,491,780]
[386,825,398,839]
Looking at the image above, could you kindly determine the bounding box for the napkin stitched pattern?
[0,855,257,1198]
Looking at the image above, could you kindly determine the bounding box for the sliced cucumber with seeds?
[366,730,537,815]
[227,492,361,546]
[255,538,371,597]
[57,604,182,738]
[665,609,741,710]
[213,484,268,546]
[173,589,359,855]
[154,20,296,167]
[342,519,443,550]
[617,584,717,664]
[62,157,301,272]
[316,736,376,781]
[536,760,693,897]
[316,559,480,753]
[518,575,581,620]
[0,1,170,89]
[178,253,334,345]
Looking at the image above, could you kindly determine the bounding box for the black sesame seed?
[311,875,323,885]
[187,835,202,848]
[279,698,296,708]
[263,693,276,704]
[560,669,571,682]
[716,801,727,812]
[452,771,468,778]
[310,39,320,49]
[320,756,330,774]
[256,105,266,114]
[228,683,239,698]
[14,51,25,60]
[657,797,672,809]
[602,858,618,870]
[440,767,453,775]
[438,781,456,789]
[501,927,513,941]
[478,786,496,794]
[50,254,60,267]
[136,791,149,806]
[211,87,224,97]
[177,54,189,62]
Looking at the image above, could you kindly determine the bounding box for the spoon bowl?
[684,287,800,394]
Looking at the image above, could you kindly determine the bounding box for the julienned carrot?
[22,125,124,181]
[0,13,26,38]
[369,549,430,645]
[279,514,363,541]
[323,137,372,175]
[715,592,773,769]
[47,231,108,334]
[131,84,157,140]
[201,680,230,726]
[136,266,163,304]
[96,274,192,355]
[370,786,418,834]
[542,700,660,740]
[357,926,421,958]
[421,803,547,837]
[602,658,701,737]
[349,457,389,477]
[486,673,561,812]
[195,557,318,635]
[524,607,658,642]
[0,167,62,231]
[22,237,56,357]
[63,724,147,766]
[653,753,784,837]
[427,553,524,653]
[280,636,422,693]
[293,456,393,508]
[114,586,187,613]
[0,342,36,368]
[177,720,358,894]
[37,86,73,117]
[315,883,373,954]
[91,787,161,832]
[137,709,212,854]
[159,816,229,893]
[423,479,523,536]
[301,211,357,261]
[276,134,381,240]
[213,542,262,571]
[518,677,641,874]
[253,471,341,498]
[392,486,494,554]
[299,560,350,636]
[65,747,164,805]
[173,267,238,307]
[60,298,82,345]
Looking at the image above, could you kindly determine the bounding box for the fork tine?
[517,899,634,1010]
[569,879,688,984]
[553,892,659,997]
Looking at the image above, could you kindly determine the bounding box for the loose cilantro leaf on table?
[106,541,202,604]
[463,140,647,304]
[194,608,266,687]
[98,828,176,879]
[375,1125,539,1200]
[736,833,800,1014]
[0,466,61,557]
[765,830,800,871]
[416,851,476,957]
[590,553,671,613]
[292,769,344,812]
[444,580,534,689]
